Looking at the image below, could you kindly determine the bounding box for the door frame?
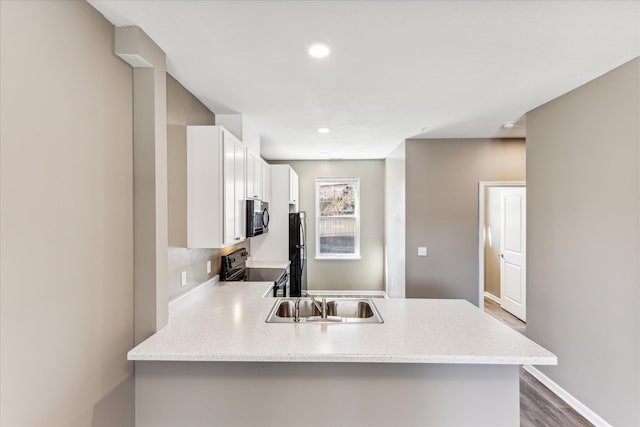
[477,181,525,311]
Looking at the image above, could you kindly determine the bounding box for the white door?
[500,188,526,321]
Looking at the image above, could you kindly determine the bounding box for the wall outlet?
[206,260,212,274]
[181,271,187,287]
[418,247,428,257]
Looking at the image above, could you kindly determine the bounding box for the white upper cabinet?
[245,151,263,200]
[246,151,255,199]
[289,168,299,210]
[233,140,246,242]
[262,160,271,204]
[250,164,297,260]
[254,158,263,200]
[187,125,246,248]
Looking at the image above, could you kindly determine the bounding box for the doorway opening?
[478,182,526,325]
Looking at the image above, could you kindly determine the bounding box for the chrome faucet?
[306,292,327,319]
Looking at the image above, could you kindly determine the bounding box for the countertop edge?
[127,353,557,365]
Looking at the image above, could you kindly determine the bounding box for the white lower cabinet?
[187,125,246,248]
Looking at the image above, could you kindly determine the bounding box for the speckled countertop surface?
[128,281,557,365]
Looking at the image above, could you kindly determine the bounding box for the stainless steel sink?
[265,298,383,323]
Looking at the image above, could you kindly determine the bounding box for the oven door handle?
[225,268,246,282]
[273,273,288,297]
[273,280,285,297]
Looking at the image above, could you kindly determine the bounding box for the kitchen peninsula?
[129,280,556,426]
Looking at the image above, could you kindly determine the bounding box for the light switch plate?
[206,260,212,274]
[181,271,187,287]
[418,247,428,257]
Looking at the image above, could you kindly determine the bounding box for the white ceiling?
[88,1,640,160]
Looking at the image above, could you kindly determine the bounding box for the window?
[315,177,360,259]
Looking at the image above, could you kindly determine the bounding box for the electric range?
[220,248,289,297]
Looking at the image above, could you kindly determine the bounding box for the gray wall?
[405,139,526,304]
[166,75,247,299]
[0,1,134,426]
[526,58,640,426]
[384,141,406,298]
[273,160,385,291]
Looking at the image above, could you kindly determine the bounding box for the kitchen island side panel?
[135,361,519,426]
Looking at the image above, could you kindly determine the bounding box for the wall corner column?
[115,26,168,344]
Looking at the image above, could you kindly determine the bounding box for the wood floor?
[484,297,526,334]
[483,297,593,427]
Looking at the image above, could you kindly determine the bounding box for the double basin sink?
[266,298,383,324]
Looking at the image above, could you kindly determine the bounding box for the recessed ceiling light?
[502,121,516,129]
[308,43,330,58]
[317,127,331,134]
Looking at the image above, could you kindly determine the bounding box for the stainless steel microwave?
[246,199,269,237]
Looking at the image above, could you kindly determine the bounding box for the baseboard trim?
[523,365,612,427]
[483,291,501,305]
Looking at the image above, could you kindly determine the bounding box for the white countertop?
[128,281,557,365]
[245,259,290,269]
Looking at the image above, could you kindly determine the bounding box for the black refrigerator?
[289,212,307,297]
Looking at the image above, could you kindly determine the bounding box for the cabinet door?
[187,126,224,248]
[289,170,294,204]
[289,169,299,207]
[246,152,255,199]
[234,142,246,241]
[253,158,262,200]
[262,161,270,203]
[223,135,236,245]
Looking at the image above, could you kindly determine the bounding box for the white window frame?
[315,177,361,260]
